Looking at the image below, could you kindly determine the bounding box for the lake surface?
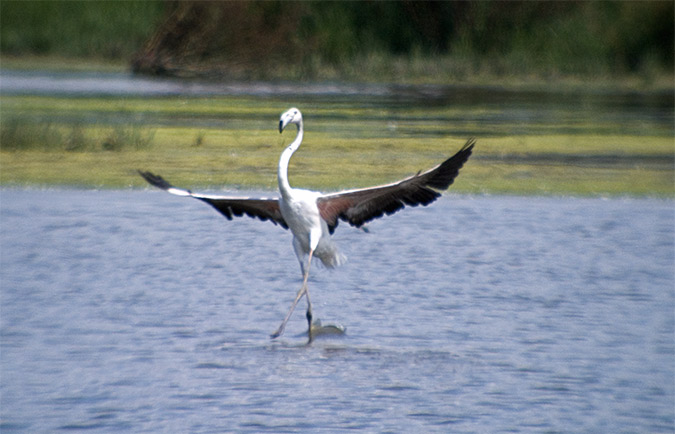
[2,69,673,139]
[1,189,673,433]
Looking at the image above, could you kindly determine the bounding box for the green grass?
[1,118,154,152]
[1,130,671,196]
[1,1,164,60]
[4,54,671,93]
[2,1,672,89]
[1,95,672,196]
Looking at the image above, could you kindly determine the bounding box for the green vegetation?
[1,1,672,86]
[1,2,672,194]
[0,1,164,60]
[1,95,672,196]
[1,118,154,152]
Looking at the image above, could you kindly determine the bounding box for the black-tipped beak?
[279,120,284,133]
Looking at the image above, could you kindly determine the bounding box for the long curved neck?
[278,122,303,199]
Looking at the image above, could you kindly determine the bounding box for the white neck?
[278,122,303,198]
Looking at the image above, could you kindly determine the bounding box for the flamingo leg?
[271,249,314,340]
[304,261,314,343]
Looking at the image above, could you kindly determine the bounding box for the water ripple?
[0,191,673,433]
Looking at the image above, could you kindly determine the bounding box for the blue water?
[1,190,673,433]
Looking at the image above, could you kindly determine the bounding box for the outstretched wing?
[317,139,474,233]
[138,171,288,229]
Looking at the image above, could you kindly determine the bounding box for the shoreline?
[2,55,673,95]
[1,63,672,197]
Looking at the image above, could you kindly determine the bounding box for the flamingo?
[139,107,474,341]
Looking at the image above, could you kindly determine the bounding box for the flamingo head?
[279,108,302,133]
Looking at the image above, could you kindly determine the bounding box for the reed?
[2,1,672,84]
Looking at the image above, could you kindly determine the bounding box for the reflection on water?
[1,190,673,432]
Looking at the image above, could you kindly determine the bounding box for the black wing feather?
[317,139,474,231]
[138,171,288,229]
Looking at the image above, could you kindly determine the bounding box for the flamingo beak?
[279,115,291,133]
[279,109,298,133]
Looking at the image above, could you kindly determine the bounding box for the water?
[2,69,672,139]
[1,189,673,433]
[0,69,402,98]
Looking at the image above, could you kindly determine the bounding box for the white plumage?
[139,107,474,341]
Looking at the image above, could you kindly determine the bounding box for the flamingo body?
[139,107,474,341]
